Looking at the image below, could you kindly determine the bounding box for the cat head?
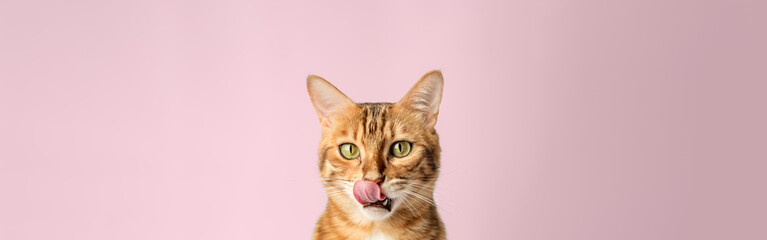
[307,70,443,221]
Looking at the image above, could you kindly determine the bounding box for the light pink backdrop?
[2,0,766,239]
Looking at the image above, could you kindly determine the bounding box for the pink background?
[2,0,766,239]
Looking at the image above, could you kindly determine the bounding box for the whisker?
[403,190,437,207]
[407,184,436,191]
[328,192,346,197]
[400,196,422,218]
[402,189,454,216]
[322,182,349,187]
[322,179,353,184]
[321,177,353,182]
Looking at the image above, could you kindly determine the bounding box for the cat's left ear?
[397,70,444,127]
[307,75,356,129]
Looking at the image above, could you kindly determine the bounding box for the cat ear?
[307,75,356,129]
[397,70,444,127]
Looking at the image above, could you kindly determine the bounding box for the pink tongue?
[353,180,386,205]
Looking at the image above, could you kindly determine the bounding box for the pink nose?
[353,180,387,204]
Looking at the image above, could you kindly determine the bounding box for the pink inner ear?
[320,119,332,129]
[353,180,386,204]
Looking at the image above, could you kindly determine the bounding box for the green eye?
[339,143,359,159]
[391,141,412,158]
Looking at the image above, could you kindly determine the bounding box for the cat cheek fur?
[309,71,445,240]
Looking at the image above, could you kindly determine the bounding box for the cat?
[307,70,446,240]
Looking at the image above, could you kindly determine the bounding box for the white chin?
[362,206,392,220]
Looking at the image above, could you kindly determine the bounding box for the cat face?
[307,71,443,221]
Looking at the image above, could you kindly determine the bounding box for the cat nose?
[364,177,384,184]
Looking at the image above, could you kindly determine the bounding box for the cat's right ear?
[307,75,356,130]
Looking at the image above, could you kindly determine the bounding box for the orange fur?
[308,71,445,240]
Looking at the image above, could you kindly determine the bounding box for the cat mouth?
[362,197,392,211]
